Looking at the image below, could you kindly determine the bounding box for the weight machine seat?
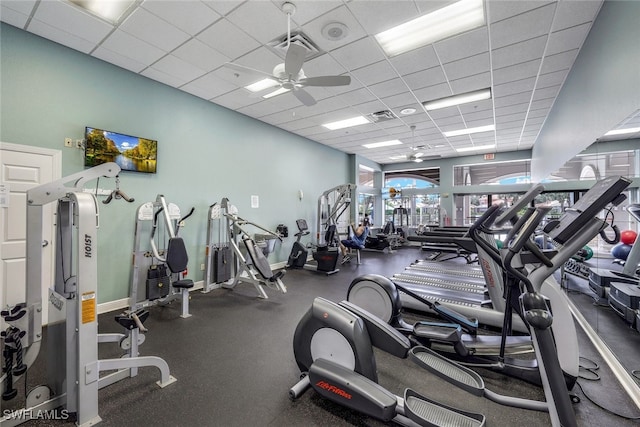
[173,279,194,289]
[166,237,189,273]
[243,237,278,280]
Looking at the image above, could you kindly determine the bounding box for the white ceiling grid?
[0,0,604,164]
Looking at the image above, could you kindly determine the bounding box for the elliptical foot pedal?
[409,347,484,396]
[403,389,485,427]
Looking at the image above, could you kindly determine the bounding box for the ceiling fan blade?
[299,75,351,87]
[284,43,307,79]
[292,87,316,106]
[223,62,275,80]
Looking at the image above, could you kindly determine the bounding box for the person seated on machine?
[340,223,369,264]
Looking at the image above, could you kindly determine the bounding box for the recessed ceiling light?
[604,127,640,136]
[69,0,137,24]
[375,0,485,56]
[263,87,289,99]
[443,124,495,137]
[363,140,403,149]
[322,22,349,41]
[455,144,496,153]
[322,116,370,130]
[400,108,417,115]
[245,78,279,93]
[424,88,491,111]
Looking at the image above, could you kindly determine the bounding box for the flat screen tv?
[84,127,157,174]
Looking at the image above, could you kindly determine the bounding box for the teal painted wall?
[1,23,351,303]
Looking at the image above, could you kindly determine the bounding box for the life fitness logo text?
[316,380,352,400]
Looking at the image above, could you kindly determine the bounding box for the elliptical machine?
[286,219,342,275]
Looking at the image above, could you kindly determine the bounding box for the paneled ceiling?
[1,0,605,165]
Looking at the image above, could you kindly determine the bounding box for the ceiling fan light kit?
[223,0,351,107]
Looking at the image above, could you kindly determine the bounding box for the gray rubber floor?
[7,246,640,426]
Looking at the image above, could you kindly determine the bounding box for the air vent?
[267,32,322,61]
[368,110,397,123]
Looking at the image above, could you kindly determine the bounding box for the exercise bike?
[286,219,342,275]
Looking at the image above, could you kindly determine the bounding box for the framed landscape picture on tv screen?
[84,127,157,174]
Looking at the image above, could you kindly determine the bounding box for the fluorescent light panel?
[375,0,485,56]
[245,78,279,93]
[69,0,136,23]
[455,144,496,153]
[322,116,370,130]
[424,88,491,111]
[262,87,289,99]
[604,127,640,136]
[443,124,495,137]
[363,140,403,149]
[359,164,375,172]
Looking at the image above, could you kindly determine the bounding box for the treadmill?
[394,185,544,330]
[395,178,632,331]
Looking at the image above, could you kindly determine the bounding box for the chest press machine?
[1,163,175,427]
[130,195,195,318]
[202,198,286,299]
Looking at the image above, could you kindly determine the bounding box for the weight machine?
[203,198,286,299]
[1,163,175,427]
[130,195,195,318]
[316,183,356,247]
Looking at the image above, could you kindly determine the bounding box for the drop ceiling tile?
[202,0,246,17]
[532,85,560,101]
[141,67,184,88]
[32,0,113,44]
[301,5,368,52]
[490,3,555,50]
[528,106,551,118]
[142,0,220,36]
[226,1,288,43]
[536,69,567,89]
[462,109,495,123]
[458,99,493,114]
[335,87,377,106]
[181,72,239,100]
[488,1,554,24]
[492,59,541,85]
[153,54,207,83]
[353,100,390,116]
[120,7,190,52]
[92,46,147,73]
[197,19,260,60]
[546,22,592,56]
[2,0,36,15]
[0,3,31,28]
[305,53,349,76]
[493,92,532,108]
[539,49,578,73]
[495,111,527,124]
[414,83,453,104]
[232,46,284,72]
[435,27,489,64]
[531,98,555,110]
[346,0,418,34]
[552,0,602,31]
[27,19,97,54]
[101,29,166,65]
[172,38,230,72]
[331,37,386,71]
[403,67,447,91]
[380,92,419,109]
[449,72,491,94]
[368,79,409,99]
[238,100,284,118]
[495,103,528,117]
[389,45,439,75]
[491,36,547,69]
[350,60,399,86]
[213,88,258,110]
[493,77,536,98]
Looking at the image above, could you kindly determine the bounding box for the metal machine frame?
[130,195,194,318]
[1,164,175,427]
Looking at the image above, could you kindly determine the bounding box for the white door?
[0,142,61,326]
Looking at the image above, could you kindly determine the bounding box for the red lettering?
[315,380,352,399]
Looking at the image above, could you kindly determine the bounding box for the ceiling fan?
[223,2,351,106]
[396,126,427,162]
